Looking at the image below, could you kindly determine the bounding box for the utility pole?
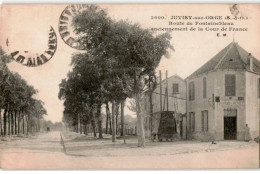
[149,76,153,141]
[166,70,169,111]
[159,70,162,113]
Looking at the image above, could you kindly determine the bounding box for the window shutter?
[203,77,207,98]
[225,74,236,96]
[201,111,208,132]
[172,83,179,94]
[189,82,192,100]
[189,82,195,100]
[201,112,204,131]
[192,113,195,132]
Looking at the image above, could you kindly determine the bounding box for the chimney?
[248,53,253,72]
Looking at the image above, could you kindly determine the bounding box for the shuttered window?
[172,83,179,94]
[225,74,236,96]
[189,82,195,101]
[189,112,195,132]
[201,110,208,132]
[203,77,207,98]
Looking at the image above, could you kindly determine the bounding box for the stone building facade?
[143,74,187,139]
[143,42,260,141]
[186,42,260,141]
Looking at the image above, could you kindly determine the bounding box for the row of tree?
[58,5,173,147]
[0,47,47,136]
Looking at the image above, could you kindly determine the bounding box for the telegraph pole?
[159,70,162,113]
[166,70,169,111]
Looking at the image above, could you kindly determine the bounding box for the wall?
[245,71,260,139]
[186,72,215,141]
[213,70,246,141]
[187,70,247,141]
[143,75,187,138]
[151,75,186,114]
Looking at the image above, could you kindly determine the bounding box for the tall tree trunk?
[3,104,8,136]
[91,119,96,137]
[79,115,82,134]
[121,100,126,144]
[11,111,14,135]
[23,115,25,134]
[84,124,88,135]
[97,102,103,139]
[81,124,83,134]
[135,93,145,147]
[109,114,112,135]
[14,110,17,135]
[105,102,112,135]
[8,109,11,136]
[91,109,96,137]
[77,113,80,133]
[116,104,118,135]
[18,110,20,134]
[105,113,108,134]
[105,104,109,134]
[112,100,116,142]
[0,109,2,136]
[26,115,29,135]
[86,124,88,135]
[37,118,41,132]
[108,103,112,135]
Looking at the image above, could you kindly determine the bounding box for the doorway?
[180,120,183,139]
[224,117,237,140]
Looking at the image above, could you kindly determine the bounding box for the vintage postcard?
[0,3,259,169]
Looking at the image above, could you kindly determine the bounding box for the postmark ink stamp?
[9,26,57,67]
[58,4,88,50]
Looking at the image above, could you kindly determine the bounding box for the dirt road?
[0,131,258,169]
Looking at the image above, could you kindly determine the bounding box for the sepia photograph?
[0,3,259,169]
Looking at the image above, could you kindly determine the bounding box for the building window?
[201,110,208,132]
[203,77,207,98]
[189,82,195,101]
[189,112,195,132]
[172,83,179,94]
[225,74,236,96]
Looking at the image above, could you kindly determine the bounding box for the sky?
[1,4,260,122]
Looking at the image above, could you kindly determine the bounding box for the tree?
[0,46,47,136]
[0,47,12,135]
[72,5,173,147]
[59,54,105,138]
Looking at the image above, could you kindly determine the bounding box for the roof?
[144,74,184,94]
[187,42,260,79]
[160,74,184,83]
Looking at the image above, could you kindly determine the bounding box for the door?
[224,117,237,140]
[180,120,183,139]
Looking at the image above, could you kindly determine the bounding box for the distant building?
[143,74,187,138]
[186,42,260,141]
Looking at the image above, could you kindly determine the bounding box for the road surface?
[0,131,259,169]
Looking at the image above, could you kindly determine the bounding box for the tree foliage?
[0,46,47,136]
[59,5,173,146]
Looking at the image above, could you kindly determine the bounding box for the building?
[186,42,260,141]
[143,74,187,139]
[143,42,260,142]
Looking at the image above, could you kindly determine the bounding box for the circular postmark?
[58,4,89,50]
[8,26,57,67]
